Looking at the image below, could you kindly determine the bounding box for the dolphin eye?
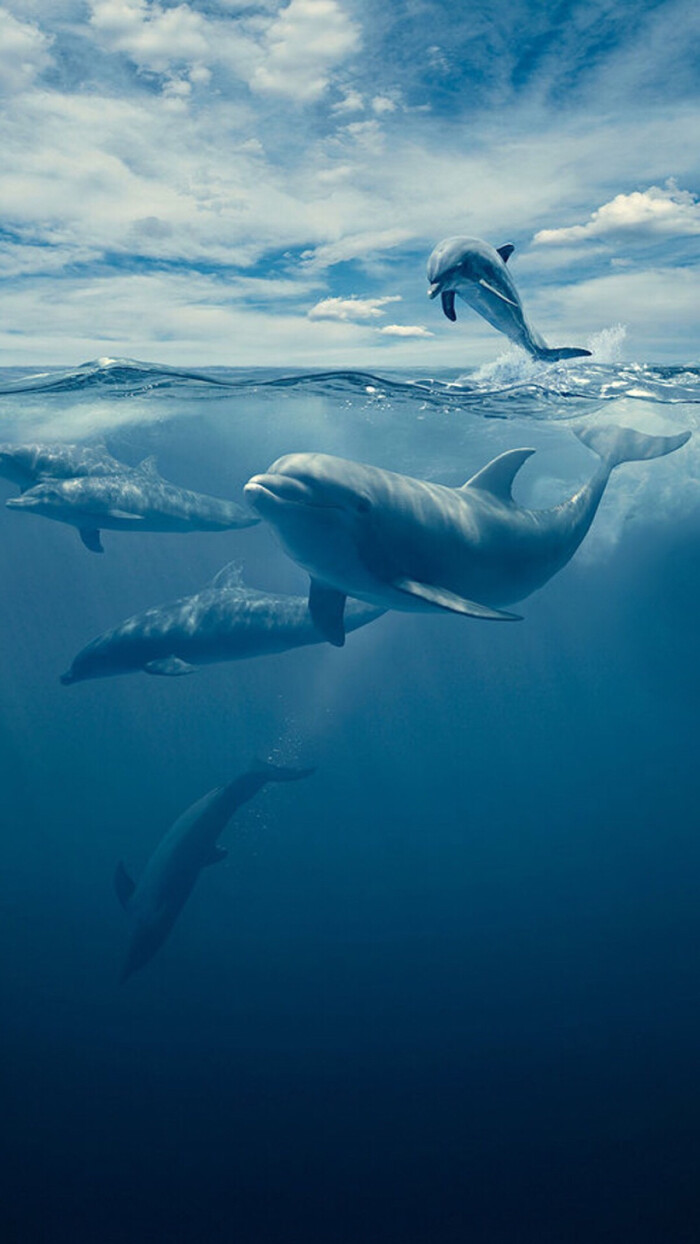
[355,495,371,514]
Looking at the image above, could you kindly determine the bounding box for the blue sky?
[0,0,698,365]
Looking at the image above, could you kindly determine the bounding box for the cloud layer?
[0,1,698,365]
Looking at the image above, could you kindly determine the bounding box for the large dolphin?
[0,441,129,492]
[244,423,690,646]
[115,760,313,980]
[6,462,257,551]
[60,562,383,683]
[427,236,591,362]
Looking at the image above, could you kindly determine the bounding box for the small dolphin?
[0,441,132,492]
[244,423,690,646]
[115,760,314,980]
[7,465,257,552]
[60,561,384,683]
[427,236,591,362]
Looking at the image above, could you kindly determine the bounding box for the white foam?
[586,325,627,364]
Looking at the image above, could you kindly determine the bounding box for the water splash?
[586,325,627,364]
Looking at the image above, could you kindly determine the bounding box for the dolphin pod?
[7,457,257,552]
[61,561,384,684]
[6,232,689,982]
[243,424,690,647]
[427,236,591,362]
[115,760,314,980]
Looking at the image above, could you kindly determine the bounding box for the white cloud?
[88,0,361,104]
[331,88,364,114]
[0,8,53,95]
[89,0,210,73]
[371,95,396,115]
[308,294,401,321]
[250,0,360,101]
[379,324,433,338]
[534,181,700,246]
[88,0,254,91]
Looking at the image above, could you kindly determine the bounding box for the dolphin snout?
[60,670,76,686]
[244,473,312,512]
[427,282,441,299]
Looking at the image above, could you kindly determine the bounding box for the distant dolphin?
[0,441,147,492]
[60,562,384,683]
[6,463,257,551]
[427,236,591,362]
[115,760,313,980]
[244,423,690,645]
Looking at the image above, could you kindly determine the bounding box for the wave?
[0,352,698,414]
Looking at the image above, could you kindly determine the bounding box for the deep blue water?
[1,352,700,1243]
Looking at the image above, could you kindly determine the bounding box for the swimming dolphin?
[0,441,130,492]
[60,562,384,684]
[244,423,690,646]
[115,759,314,980]
[427,236,591,362]
[6,464,257,551]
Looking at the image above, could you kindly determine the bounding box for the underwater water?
[1,342,700,1243]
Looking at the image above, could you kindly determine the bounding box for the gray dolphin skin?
[427,236,591,362]
[115,760,314,980]
[0,441,132,492]
[244,423,690,646]
[60,562,384,684]
[6,463,257,551]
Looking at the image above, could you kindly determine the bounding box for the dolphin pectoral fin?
[309,579,347,647]
[496,244,515,263]
[204,846,228,866]
[80,527,103,553]
[462,448,536,503]
[144,656,198,677]
[441,290,457,321]
[394,578,522,621]
[477,279,518,307]
[114,861,136,910]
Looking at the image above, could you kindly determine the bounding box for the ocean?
[1,343,699,1242]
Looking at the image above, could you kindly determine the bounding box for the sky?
[0,0,698,367]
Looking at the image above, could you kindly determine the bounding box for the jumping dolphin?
[427,236,591,362]
[115,760,314,980]
[244,423,690,646]
[6,464,257,551]
[0,441,129,492]
[60,562,384,683]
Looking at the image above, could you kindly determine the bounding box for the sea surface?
[1,342,700,1243]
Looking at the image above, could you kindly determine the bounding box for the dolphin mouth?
[244,473,310,509]
[244,473,338,513]
[427,282,441,299]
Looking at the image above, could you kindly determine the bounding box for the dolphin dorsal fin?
[209,560,245,591]
[114,861,136,909]
[462,448,535,503]
[497,243,514,263]
[137,455,160,478]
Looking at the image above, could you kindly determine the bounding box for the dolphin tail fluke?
[574,423,691,471]
[536,345,592,362]
[251,759,316,783]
